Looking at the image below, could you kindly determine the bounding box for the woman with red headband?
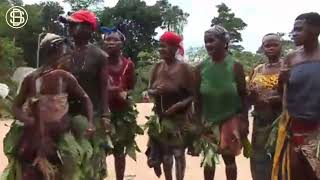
[146,31,195,180]
[194,25,249,180]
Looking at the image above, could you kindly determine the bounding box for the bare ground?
[0,103,252,180]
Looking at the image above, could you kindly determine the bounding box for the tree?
[9,0,22,5]
[63,0,104,11]
[186,46,208,63]
[39,1,64,33]
[233,51,263,74]
[99,0,163,62]
[132,50,159,102]
[155,0,189,34]
[256,32,296,56]
[211,3,247,52]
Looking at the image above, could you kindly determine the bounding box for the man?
[61,9,111,180]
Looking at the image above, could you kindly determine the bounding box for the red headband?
[160,31,184,56]
[160,32,182,46]
[68,10,97,31]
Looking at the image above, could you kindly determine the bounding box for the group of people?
[1,8,319,180]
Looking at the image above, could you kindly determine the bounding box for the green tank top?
[200,55,242,124]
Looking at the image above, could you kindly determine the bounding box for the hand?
[163,102,184,116]
[21,116,35,126]
[101,117,112,134]
[279,68,290,84]
[85,122,95,137]
[237,114,249,138]
[147,89,158,96]
[148,85,167,96]
[119,91,128,100]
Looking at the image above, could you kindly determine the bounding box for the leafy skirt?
[109,102,143,160]
[1,116,108,180]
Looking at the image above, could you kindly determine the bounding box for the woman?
[2,33,94,180]
[273,12,320,180]
[248,33,282,180]
[100,27,142,180]
[194,26,249,180]
[146,31,194,180]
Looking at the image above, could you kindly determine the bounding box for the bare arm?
[147,62,161,97]
[12,76,33,125]
[193,64,202,118]
[98,50,111,117]
[234,62,249,119]
[125,60,136,91]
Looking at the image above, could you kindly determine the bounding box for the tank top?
[287,61,320,122]
[200,55,242,124]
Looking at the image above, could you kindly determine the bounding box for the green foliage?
[211,3,247,52]
[155,0,189,34]
[186,46,208,63]
[0,2,64,67]
[256,32,295,56]
[0,38,23,117]
[186,46,263,74]
[63,0,104,11]
[132,50,159,102]
[233,51,263,74]
[39,1,64,33]
[99,0,163,62]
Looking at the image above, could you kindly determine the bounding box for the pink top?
[101,57,135,112]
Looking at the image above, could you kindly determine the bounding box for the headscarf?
[67,9,97,31]
[40,33,65,48]
[206,25,230,46]
[160,31,184,60]
[100,26,126,41]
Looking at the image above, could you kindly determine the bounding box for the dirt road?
[0,103,252,180]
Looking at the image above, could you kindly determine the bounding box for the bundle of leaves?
[1,121,24,180]
[68,115,108,180]
[110,101,144,160]
[265,114,281,157]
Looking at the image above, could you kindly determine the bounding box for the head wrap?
[262,33,281,44]
[67,10,97,31]
[206,25,230,43]
[100,26,126,41]
[40,33,65,48]
[160,31,184,57]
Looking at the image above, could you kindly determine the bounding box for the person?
[273,12,320,180]
[59,10,111,179]
[194,25,249,180]
[2,33,94,180]
[248,33,282,180]
[146,31,194,180]
[100,27,141,180]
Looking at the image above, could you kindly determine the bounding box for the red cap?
[68,9,97,31]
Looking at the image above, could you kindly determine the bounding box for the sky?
[24,0,320,52]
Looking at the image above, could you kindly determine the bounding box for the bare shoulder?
[50,69,77,81]
[233,60,244,72]
[88,44,109,60]
[283,49,300,67]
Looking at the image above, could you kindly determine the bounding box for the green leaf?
[3,121,23,156]
[126,145,137,161]
[136,125,144,135]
